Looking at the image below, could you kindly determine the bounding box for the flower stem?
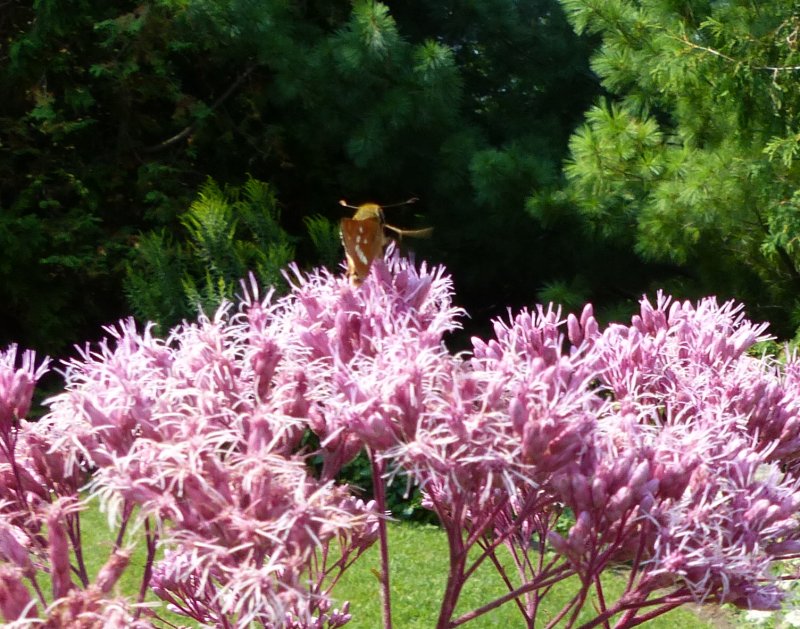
[369,450,393,629]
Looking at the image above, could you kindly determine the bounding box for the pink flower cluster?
[2,249,800,628]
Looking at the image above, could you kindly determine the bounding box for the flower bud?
[570,475,591,512]
[765,540,800,556]
[0,566,35,621]
[509,396,526,434]
[583,315,599,340]
[93,549,131,594]
[546,531,570,557]
[48,504,74,599]
[0,346,48,433]
[0,524,33,577]
[567,511,593,553]
[567,313,582,346]
[629,460,651,494]
[591,477,608,509]
[606,486,633,521]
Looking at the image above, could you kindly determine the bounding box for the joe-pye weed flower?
[1,250,800,628]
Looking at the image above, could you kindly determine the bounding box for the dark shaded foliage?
[0,0,600,356]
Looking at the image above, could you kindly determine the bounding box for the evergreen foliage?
[125,177,294,332]
[0,0,599,355]
[558,0,800,337]
[305,214,344,272]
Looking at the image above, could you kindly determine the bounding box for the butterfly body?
[350,202,384,222]
[338,198,430,286]
[340,214,386,285]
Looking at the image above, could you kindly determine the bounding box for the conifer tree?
[558,0,800,335]
[125,177,294,332]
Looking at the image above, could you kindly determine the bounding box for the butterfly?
[339,197,432,286]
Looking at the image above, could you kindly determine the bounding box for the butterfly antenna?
[381,197,419,209]
[384,224,433,239]
[340,197,418,210]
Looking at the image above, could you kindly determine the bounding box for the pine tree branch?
[753,204,800,288]
[141,64,257,154]
[674,34,800,72]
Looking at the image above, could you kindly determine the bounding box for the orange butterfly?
[339,198,432,286]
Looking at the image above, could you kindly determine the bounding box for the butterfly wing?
[340,217,385,286]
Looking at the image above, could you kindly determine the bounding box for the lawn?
[330,521,718,629]
[76,503,720,628]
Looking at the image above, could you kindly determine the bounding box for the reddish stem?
[67,509,90,587]
[436,520,467,629]
[573,590,696,629]
[451,564,572,627]
[369,451,393,629]
[135,516,159,618]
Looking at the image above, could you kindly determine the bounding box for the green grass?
[75,505,717,628]
[75,503,193,626]
[331,522,716,628]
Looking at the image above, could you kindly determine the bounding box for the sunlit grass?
[76,503,718,628]
[331,521,716,628]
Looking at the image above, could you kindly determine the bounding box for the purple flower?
[260,247,464,475]
[0,566,36,622]
[0,345,48,434]
[5,251,800,628]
